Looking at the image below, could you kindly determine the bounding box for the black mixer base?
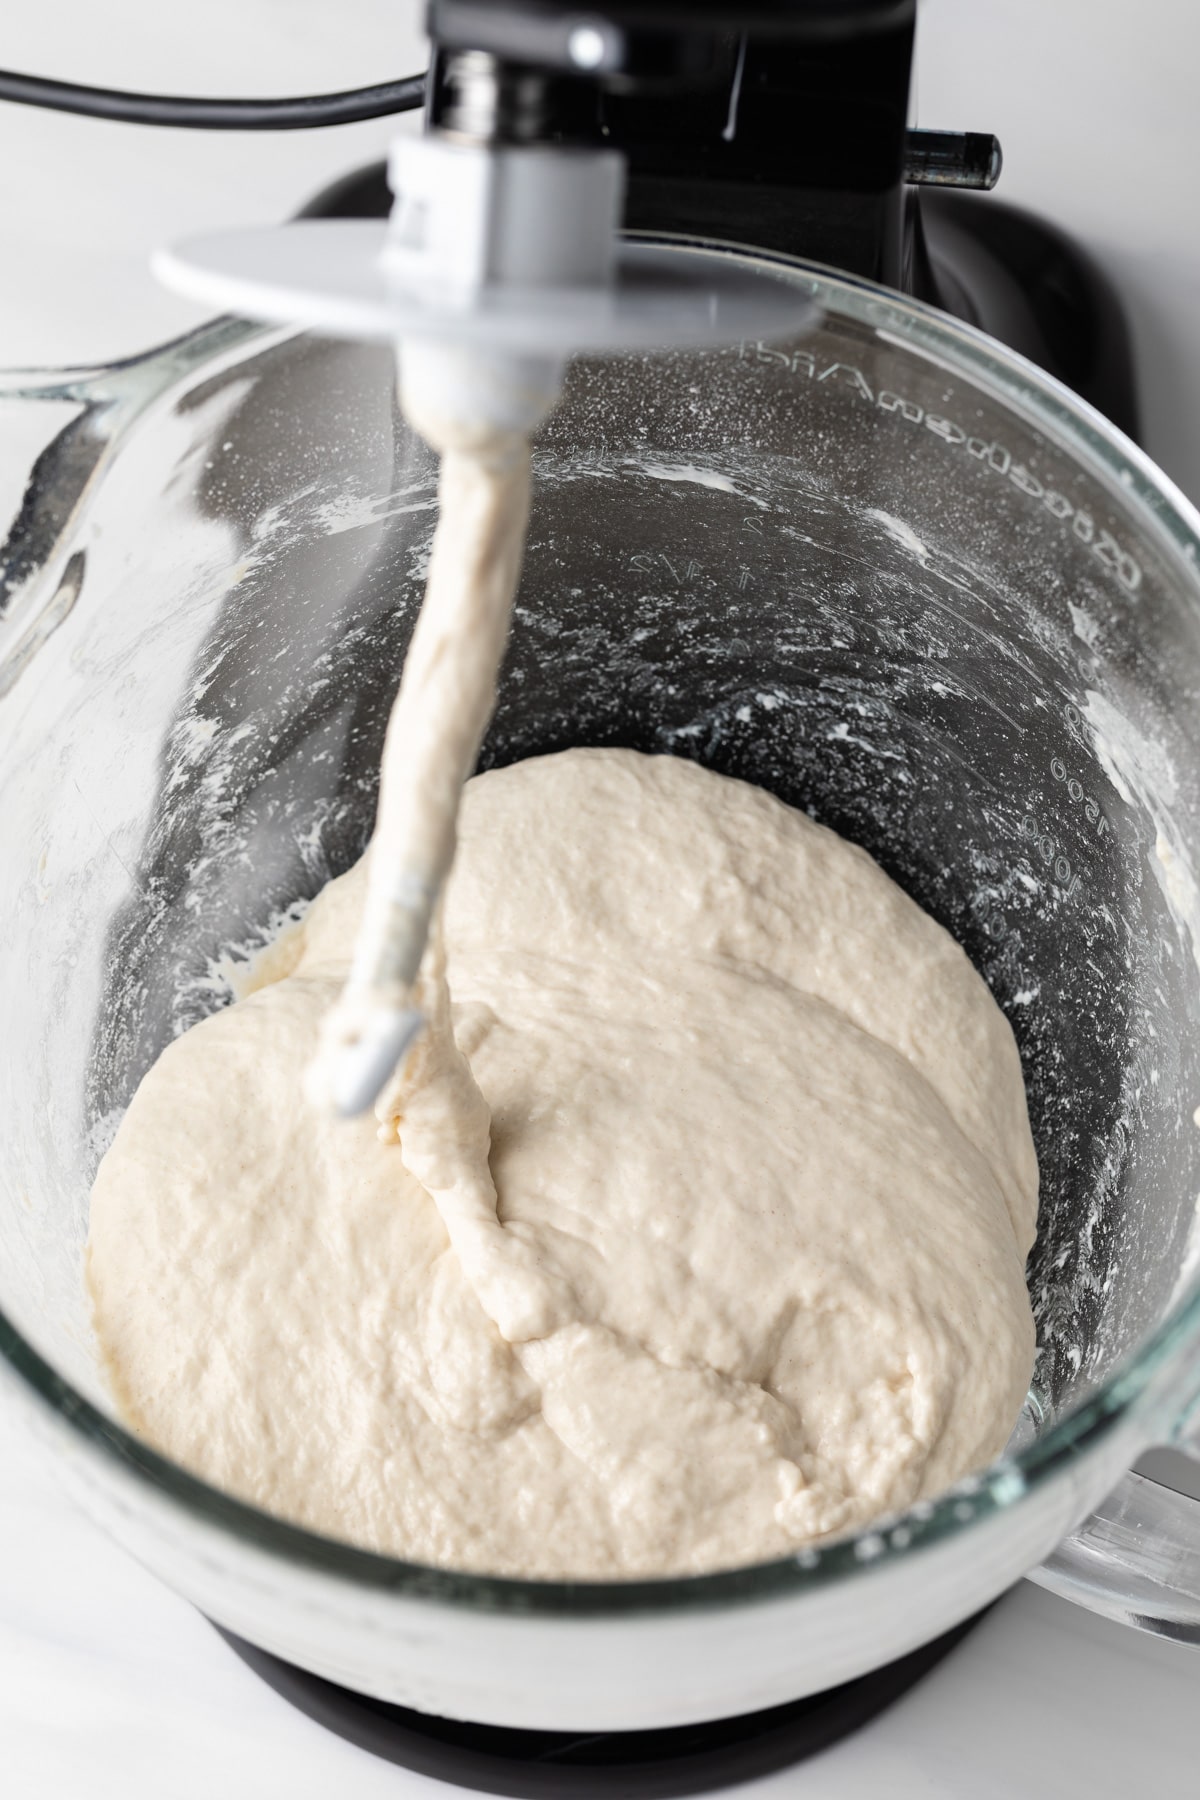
[215,1611,987,1796]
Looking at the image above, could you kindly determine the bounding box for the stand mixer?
[3,3,1200,1794]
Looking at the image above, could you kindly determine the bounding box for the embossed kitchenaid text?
[738,341,1142,595]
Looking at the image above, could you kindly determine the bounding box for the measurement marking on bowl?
[628,551,702,586]
[1048,754,1113,840]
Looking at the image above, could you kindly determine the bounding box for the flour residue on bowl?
[865,508,929,566]
[1083,690,1200,975]
[640,460,739,493]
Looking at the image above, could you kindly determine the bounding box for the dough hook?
[156,58,817,1115]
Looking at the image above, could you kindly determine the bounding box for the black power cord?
[0,66,426,129]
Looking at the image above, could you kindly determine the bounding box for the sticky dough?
[88,746,1038,1577]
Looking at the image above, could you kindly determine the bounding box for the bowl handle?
[1032,1441,1200,1642]
[0,317,264,627]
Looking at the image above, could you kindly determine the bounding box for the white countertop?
[2,3,1200,1795]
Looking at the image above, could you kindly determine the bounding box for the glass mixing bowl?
[2,241,1200,1731]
